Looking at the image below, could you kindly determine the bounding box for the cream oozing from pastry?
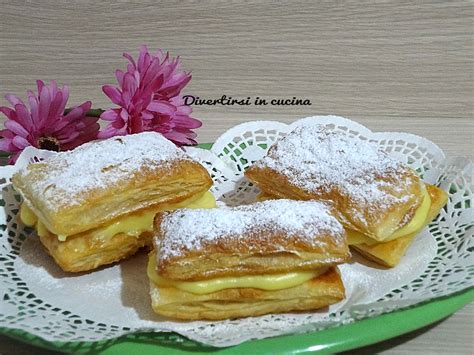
[152,199,349,293]
[389,187,431,238]
[147,252,327,294]
[258,185,432,245]
[20,191,216,242]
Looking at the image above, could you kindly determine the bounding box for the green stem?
[63,108,105,117]
[85,108,105,117]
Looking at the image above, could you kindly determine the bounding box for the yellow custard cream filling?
[258,186,431,244]
[388,187,431,239]
[147,254,325,295]
[20,191,216,241]
[347,187,432,245]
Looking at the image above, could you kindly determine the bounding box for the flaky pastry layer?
[12,132,213,236]
[150,267,345,320]
[23,191,216,273]
[258,184,448,267]
[352,184,448,267]
[153,200,350,281]
[257,184,448,267]
[245,124,425,241]
[39,230,152,273]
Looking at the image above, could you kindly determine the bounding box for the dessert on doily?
[0,44,470,347]
[2,112,472,348]
[12,132,215,272]
[149,199,349,320]
[7,117,451,321]
[246,122,448,267]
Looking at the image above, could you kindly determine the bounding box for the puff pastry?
[150,266,345,320]
[149,199,349,320]
[13,132,212,236]
[246,123,448,267]
[258,184,446,267]
[351,184,448,267]
[13,132,214,272]
[39,228,153,272]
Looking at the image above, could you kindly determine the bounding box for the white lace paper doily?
[0,116,472,348]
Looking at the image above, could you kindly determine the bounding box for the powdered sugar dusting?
[156,199,345,261]
[254,123,419,218]
[17,132,190,209]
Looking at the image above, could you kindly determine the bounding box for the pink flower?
[0,80,99,163]
[99,45,201,145]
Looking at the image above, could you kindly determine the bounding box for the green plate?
[1,143,473,354]
[2,288,472,354]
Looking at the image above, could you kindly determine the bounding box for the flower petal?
[4,120,30,137]
[123,52,137,69]
[161,74,192,98]
[63,101,92,122]
[101,46,199,143]
[163,129,197,146]
[50,101,93,134]
[79,119,100,135]
[64,106,85,122]
[176,103,192,115]
[38,84,51,127]
[137,44,150,72]
[115,70,125,86]
[45,91,63,126]
[122,72,138,99]
[102,85,123,106]
[14,103,33,129]
[147,101,177,115]
[5,94,25,107]
[98,123,127,139]
[171,114,202,129]
[0,129,15,139]
[49,80,58,96]
[36,80,45,93]
[27,90,40,128]
[60,85,70,112]
[0,138,14,151]
[56,128,80,142]
[0,106,15,120]
[141,111,154,120]
[12,135,31,149]
[100,109,120,121]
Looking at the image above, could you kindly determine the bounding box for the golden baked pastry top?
[149,199,348,320]
[245,123,424,241]
[13,132,192,209]
[153,199,350,280]
[12,131,212,236]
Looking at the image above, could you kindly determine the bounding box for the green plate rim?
[1,288,472,354]
[1,143,472,353]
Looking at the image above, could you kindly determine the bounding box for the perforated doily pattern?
[0,116,472,348]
